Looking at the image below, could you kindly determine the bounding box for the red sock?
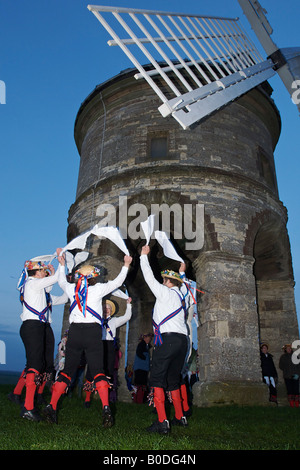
[37,380,46,395]
[24,371,37,411]
[50,381,67,410]
[171,388,184,420]
[85,391,92,402]
[180,383,189,412]
[154,387,167,422]
[95,380,109,408]
[14,370,26,395]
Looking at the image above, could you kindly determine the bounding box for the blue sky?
[0,0,299,373]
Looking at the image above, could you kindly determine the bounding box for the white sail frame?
[88,5,276,129]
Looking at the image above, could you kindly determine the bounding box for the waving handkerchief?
[111,288,129,300]
[30,254,56,263]
[64,251,89,273]
[154,230,184,263]
[141,214,155,245]
[61,229,92,253]
[91,225,129,255]
[74,251,89,266]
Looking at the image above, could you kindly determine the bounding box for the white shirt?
[58,264,129,325]
[102,303,132,341]
[140,254,188,336]
[20,270,59,323]
[51,292,69,306]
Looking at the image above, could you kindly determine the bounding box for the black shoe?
[146,419,170,435]
[43,404,58,424]
[20,406,42,422]
[36,394,47,406]
[183,408,192,418]
[8,392,22,405]
[170,416,188,427]
[102,405,114,428]
[84,401,91,408]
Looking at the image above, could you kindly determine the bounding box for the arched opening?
[252,218,297,359]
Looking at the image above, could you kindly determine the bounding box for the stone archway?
[243,210,298,404]
[252,216,297,355]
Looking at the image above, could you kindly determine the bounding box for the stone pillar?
[192,251,267,406]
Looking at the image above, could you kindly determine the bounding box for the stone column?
[192,251,267,406]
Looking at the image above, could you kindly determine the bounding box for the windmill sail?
[87,4,277,129]
[238,0,300,115]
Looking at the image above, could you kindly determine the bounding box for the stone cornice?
[68,164,286,221]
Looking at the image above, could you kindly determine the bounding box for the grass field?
[1,384,300,452]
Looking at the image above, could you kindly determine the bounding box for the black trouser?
[58,323,106,385]
[20,320,55,376]
[103,340,116,379]
[285,378,300,395]
[150,333,188,391]
[134,369,149,386]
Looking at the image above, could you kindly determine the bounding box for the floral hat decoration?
[24,260,48,271]
[161,269,183,283]
[74,264,101,280]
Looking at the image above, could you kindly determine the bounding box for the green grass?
[1,384,300,451]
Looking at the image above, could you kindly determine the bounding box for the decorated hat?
[105,300,116,316]
[24,260,48,271]
[282,343,292,351]
[17,260,50,294]
[74,264,101,280]
[161,269,183,283]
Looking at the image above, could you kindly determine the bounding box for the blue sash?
[70,299,117,345]
[22,298,50,323]
[152,290,186,346]
[20,280,52,323]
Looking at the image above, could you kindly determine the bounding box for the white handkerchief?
[141,214,155,245]
[30,254,56,263]
[61,230,92,253]
[111,288,129,300]
[65,251,75,273]
[154,230,184,263]
[74,251,89,267]
[91,225,129,255]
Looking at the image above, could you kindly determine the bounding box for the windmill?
[87,1,299,130]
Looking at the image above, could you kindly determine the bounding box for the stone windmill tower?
[63,3,299,405]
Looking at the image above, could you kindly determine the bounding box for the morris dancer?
[9,292,68,407]
[102,298,132,398]
[17,260,59,421]
[44,249,132,427]
[140,245,189,434]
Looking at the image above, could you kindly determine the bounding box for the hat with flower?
[74,265,101,280]
[24,260,48,271]
[161,269,183,283]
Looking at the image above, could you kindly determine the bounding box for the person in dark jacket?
[279,343,300,407]
[133,333,153,403]
[260,343,278,404]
